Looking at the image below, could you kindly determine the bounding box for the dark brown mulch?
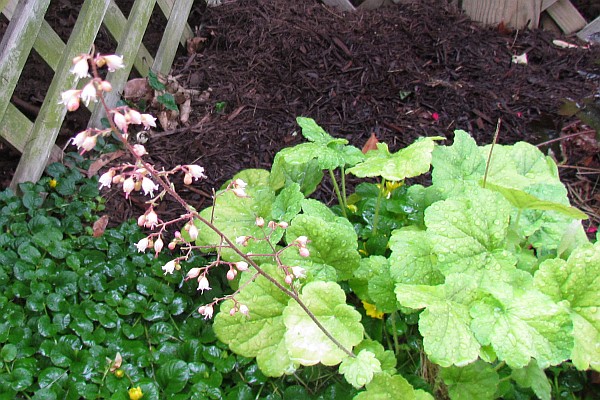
[2,0,600,229]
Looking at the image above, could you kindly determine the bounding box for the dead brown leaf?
[362,132,379,153]
[93,215,109,238]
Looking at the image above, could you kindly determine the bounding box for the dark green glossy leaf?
[142,302,168,321]
[1,344,17,362]
[148,322,175,344]
[155,359,189,394]
[122,323,144,339]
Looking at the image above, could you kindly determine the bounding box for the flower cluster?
[98,166,159,199]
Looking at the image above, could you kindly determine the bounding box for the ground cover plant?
[0,161,318,399]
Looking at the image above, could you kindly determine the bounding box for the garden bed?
[1,0,599,228]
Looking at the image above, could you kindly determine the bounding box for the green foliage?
[0,162,358,399]
[198,119,599,399]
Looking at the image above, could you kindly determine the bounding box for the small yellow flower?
[362,300,384,319]
[347,204,358,213]
[128,386,143,400]
[49,179,57,188]
[114,369,124,379]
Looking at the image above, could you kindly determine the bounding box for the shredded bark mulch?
[2,0,599,229]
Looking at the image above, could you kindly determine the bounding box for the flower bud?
[235,261,249,271]
[113,111,128,133]
[278,221,289,229]
[226,269,236,281]
[99,80,112,92]
[183,173,193,185]
[255,217,265,227]
[186,267,202,280]
[239,304,249,316]
[131,144,147,157]
[285,274,293,285]
[122,177,135,198]
[168,241,176,250]
[188,223,199,241]
[137,214,146,227]
[154,236,164,255]
[295,236,308,247]
[299,247,310,258]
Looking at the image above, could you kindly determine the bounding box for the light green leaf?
[484,182,587,220]
[470,283,573,369]
[389,228,444,286]
[283,281,363,366]
[425,188,517,286]
[296,116,341,144]
[282,117,363,170]
[347,137,440,181]
[213,264,296,377]
[482,141,560,189]
[395,274,481,367]
[518,184,588,252]
[353,339,397,375]
[353,372,424,400]
[440,360,499,400]
[269,152,323,196]
[511,359,552,400]
[534,242,600,371]
[430,130,485,197]
[339,350,382,388]
[283,214,360,281]
[195,169,299,261]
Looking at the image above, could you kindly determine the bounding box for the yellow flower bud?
[128,386,144,400]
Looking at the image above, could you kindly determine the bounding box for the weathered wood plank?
[11,0,111,188]
[89,0,158,128]
[541,0,558,11]
[0,0,51,126]
[321,0,356,12]
[577,16,600,43]
[545,0,587,34]
[1,103,33,152]
[1,1,64,70]
[0,104,62,165]
[153,0,194,75]
[103,0,154,78]
[461,0,543,29]
[157,0,194,48]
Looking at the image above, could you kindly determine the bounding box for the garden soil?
[1,0,599,230]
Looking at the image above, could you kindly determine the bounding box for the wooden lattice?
[0,0,194,189]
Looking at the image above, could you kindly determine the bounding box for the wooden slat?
[541,0,558,11]
[461,0,543,29]
[545,0,587,34]
[11,0,111,189]
[577,16,600,43]
[103,0,154,78]
[0,0,51,125]
[1,104,62,164]
[1,103,33,152]
[1,0,64,70]
[153,0,194,75]
[157,0,194,48]
[89,0,157,128]
[321,0,356,12]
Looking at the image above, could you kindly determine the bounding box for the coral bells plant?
[60,53,600,399]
